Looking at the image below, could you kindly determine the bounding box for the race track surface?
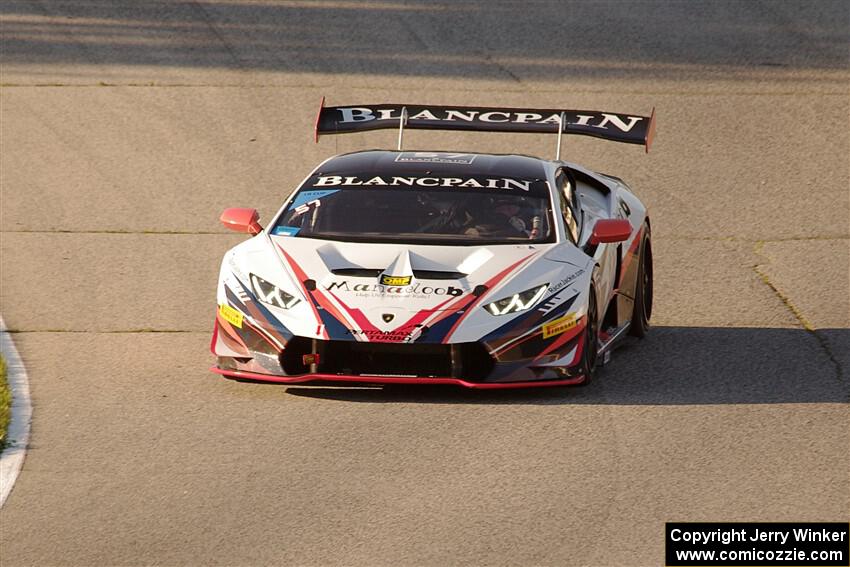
[1,1,848,565]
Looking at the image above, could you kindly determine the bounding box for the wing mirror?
[220,208,263,235]
[589,219,632,244]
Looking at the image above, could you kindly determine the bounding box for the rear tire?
[629,225,653,338]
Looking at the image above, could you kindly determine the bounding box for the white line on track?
[0,316,32,508]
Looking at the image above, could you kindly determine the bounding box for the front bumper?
[210,306,588,389]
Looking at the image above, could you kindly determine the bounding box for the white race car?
[211,102,655,388]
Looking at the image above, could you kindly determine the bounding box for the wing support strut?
[397,106,408,151]
[555,112,565,161]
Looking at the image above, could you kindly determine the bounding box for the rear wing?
[314,99,656,155]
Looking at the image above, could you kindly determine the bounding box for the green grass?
[0,354,10,451]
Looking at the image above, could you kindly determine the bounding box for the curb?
[0,316,32,508]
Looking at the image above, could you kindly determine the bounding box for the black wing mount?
[314,98,656,155]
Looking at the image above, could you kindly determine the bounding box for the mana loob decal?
[326,280,463,298]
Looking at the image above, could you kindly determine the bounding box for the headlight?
[484,283,548,316]
[250,274,301,309]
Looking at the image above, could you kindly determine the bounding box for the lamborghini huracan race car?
[211,102,656,388]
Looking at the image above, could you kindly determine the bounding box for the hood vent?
[331,268,383,278]
[331,268,466,280]
[412,270,467,280]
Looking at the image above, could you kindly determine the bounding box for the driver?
[464,197,530,237]
[417,194,474,233]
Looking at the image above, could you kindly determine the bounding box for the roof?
[315,150,549,180]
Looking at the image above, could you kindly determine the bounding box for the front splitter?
[210,366,586,389]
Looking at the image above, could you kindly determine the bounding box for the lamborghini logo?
[382,313,395,323]
[379,274,412,286]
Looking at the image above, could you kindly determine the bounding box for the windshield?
[272,177,554,245]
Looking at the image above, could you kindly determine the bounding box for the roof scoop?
[379,249,415,286]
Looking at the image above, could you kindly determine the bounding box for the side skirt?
[597,321,631,365]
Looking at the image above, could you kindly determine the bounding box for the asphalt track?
[0,1,848,565]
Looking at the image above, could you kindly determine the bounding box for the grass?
[0,354,10,451]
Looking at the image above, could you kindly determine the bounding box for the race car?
[211,102,655,388]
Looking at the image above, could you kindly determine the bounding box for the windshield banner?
[309,174,549,195]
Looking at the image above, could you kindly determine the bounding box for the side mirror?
[220,208,263,235]
[589,219,632,245]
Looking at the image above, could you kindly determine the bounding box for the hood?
[274,235,536,301]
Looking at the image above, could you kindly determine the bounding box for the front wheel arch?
[575,283,599,386]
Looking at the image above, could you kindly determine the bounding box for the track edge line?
[0,315,33,508]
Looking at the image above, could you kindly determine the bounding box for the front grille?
[280,337,493,381]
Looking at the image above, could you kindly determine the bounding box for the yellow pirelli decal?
[380,274,412,286]
[542,313,579,339]
[219,304,244,328]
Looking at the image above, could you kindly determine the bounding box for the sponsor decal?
[538,291,577,315]
[293,199,321,215]
[337,107,644,134]
[547,269,585,295]
[289,189,339,208]
[326,280,463,298]
[272,226,300,236]
[314,175,531,191]
[380,274,412,286]
[382,313,395,323]
[234,284,251,303]
[542,313,579,339]
[219,304,244,328]
[394,152,476,165]
[226,254,247,280]
[347,326,427,343]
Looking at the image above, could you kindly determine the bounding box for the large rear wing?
[314,99,656,155]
